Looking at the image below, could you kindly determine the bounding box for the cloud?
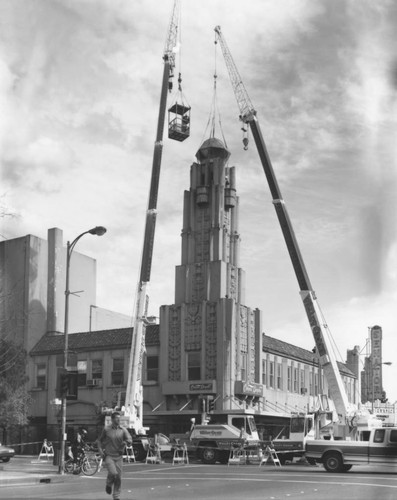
[1,0,396,401]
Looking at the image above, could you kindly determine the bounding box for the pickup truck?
[305,427,397,472]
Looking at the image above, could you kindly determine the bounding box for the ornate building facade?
[26,138,358,444]
[159,138,263,417]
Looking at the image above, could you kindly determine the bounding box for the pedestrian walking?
[97,411,133,500]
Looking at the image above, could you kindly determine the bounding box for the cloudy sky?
[1,0,397,400]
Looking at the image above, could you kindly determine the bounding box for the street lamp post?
[58,226,107,475]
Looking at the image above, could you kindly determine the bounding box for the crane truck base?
[189,414,261,464]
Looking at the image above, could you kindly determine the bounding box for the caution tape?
[4,440,59,447]
[168,442,263,452]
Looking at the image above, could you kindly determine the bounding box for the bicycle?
[95,452,104,472]
[64,448,99,476]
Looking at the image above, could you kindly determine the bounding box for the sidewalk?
[0,455,73,487]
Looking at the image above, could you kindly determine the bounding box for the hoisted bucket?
[168,72,191,142]
[168,102,191,142]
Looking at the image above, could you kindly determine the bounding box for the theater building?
[28,138,358,441]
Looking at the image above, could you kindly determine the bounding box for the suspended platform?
[168,102,191,142]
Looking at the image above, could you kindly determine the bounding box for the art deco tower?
[159,137,263,413]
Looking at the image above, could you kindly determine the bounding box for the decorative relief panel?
[192,263,205,302]
[205,302,217,379]
[235,327,238,375]
[195,207,211,262]
[229,265,238,300]
[168,306,181,381]
[223,210,231,264]
[239,306,248,354]
[184,302,202,351]
[249,310,256,380]
[223,210,230,230]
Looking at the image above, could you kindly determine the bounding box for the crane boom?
[124,0,180,432]
[215,26,351,422]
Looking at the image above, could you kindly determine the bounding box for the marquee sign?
[371,326,383,400]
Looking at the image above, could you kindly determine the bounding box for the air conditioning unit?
[86,379,97,387]
[300,388,308,395]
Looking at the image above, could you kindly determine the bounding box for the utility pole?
[58,226,106,474]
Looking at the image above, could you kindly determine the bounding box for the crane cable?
[169,7,190,115]
[200,34,228,147]
[316,299,345,363]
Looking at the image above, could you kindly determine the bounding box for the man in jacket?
[97,411,133,500]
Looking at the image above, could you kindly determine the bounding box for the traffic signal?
[60,371,69,397]
[59,370,78,400]
[208,396,215,413]
[66,371,78,401]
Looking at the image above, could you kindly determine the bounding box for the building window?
[277,363,282,389]
[269,361,274,388]
[241,354,247,381]
[188,352,201,380]
[146,355,159,382]
[36,363,46,389]
[287,366,292,391]
[300,369,305,393]
[111,358,124,386]
[77,360,87,386]
[314,373,318,395]
[310,370,314,396]
[92,359,103,382]
[293,367,299,393]
[262,359,267,386]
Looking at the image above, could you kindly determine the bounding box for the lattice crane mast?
[124,1,182,434]
[214,25,352,426]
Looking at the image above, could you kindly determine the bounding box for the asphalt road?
[1,462,397,500]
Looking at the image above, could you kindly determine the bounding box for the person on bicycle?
[71,428,88,469]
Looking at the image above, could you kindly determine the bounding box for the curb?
[0,474,72,487]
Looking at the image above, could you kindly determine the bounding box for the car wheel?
[323,452,343,473]
[201,447,218,465]
[133,445,146,462]
[342,464,352,472]
[1,457,10,463]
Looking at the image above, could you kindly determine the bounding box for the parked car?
[0,443,15,462]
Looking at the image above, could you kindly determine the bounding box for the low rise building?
[29,324,357,441]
